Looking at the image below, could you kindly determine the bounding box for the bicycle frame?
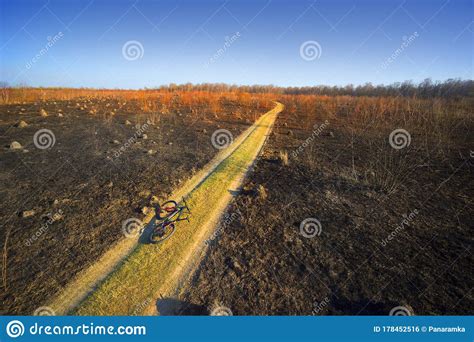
[149,198,191,244]
[158,197,191,224]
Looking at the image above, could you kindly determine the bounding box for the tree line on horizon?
[155,78,473,98]
[1,78,473,99]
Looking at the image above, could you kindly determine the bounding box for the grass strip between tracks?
[73,102,283,315]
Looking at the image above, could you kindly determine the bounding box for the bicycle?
[149,197,191,244]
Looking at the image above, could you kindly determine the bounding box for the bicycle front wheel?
[149,221,175,244]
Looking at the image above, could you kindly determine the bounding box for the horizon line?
[2,77,472,91]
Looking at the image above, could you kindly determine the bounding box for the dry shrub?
[279,150,289,166]
[279,93,473,194]
[257,185,267,201]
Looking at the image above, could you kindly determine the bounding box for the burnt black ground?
[182,97,473,315]
[0,97,267,314]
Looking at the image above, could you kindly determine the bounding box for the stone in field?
[10,141,22,149]
[20,210,36,218]
[16,120,28,128]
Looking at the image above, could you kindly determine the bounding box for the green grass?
[74,103,282,315]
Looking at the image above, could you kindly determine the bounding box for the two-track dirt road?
[46,102,284,315]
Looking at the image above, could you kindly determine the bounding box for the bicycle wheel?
[156,200,178,219]
[149,221,175,244]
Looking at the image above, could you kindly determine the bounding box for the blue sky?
[0,0,472,88]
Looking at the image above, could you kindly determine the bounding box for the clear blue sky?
[0,0,472,88]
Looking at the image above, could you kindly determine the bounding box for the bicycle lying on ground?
[149,197,191,244]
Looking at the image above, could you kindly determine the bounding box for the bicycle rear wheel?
[156,200,178,219]
[149,221,175,244]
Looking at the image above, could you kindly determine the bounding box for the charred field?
[0,89,271,314]
[181,95,474,315]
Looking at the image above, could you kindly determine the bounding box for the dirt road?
[47,102,283,315]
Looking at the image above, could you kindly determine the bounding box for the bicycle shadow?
[156,297,208,316]
[138,217,159,244]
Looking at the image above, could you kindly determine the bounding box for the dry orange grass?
[1,87,274,129]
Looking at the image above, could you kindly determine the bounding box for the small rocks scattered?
[20,210,36,218]
[10,141,22,150]
[147,149,156,155]
[58,113,64,117]
[39,109,48,117]
[112,140,120,145]
[142,206,152,215]
[141,134,148,140]
[325,190,341,204]
[16,120,28,128]
[125,120,132,125]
